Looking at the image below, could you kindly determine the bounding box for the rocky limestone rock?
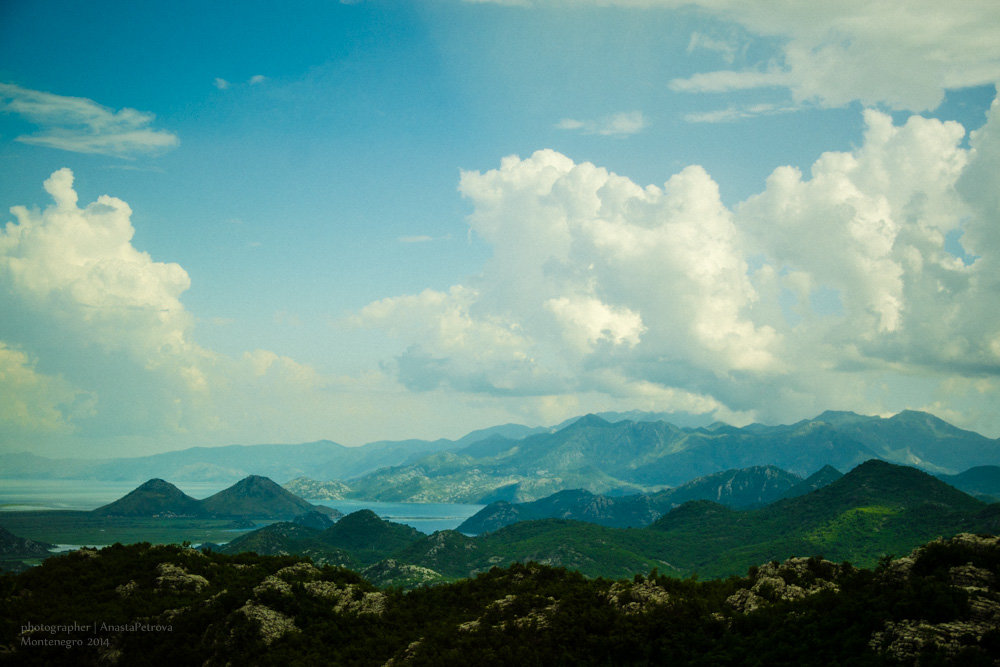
[303,581,387,616]
[605,579,672,615]
[458,594,559,633]
[253,575,292,598]
[236,601,298,645]
[275,562,321,582]
[727,557,842,613]
[949,564,995,591]
[154,562,209,593]
[868,533,1000,662]
[362,559,443,588]
[115,580,138,598]
[870,618,996,662]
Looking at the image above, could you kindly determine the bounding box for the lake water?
[311,499,484,534]
[0,479,483,534]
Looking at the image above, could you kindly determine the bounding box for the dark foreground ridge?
[2,533,999,665]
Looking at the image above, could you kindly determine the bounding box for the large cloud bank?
[359,98,1000,433]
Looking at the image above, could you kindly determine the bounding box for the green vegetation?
[3,534,1000,665]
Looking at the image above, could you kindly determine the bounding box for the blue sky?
[2,0,999,457]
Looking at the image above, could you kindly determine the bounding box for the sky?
[1,0,1000,458]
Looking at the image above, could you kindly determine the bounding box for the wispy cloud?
[686,31,739,64]
[215,75,269,90]
[398,234,452,244]
[0,82,178,157]
[555,111,648,137]
[683,103,800,124]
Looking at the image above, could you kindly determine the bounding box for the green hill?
[313,510,423,566]
[938,465,1000,501]
[196,475,334,519]
[0,526,55,558]
[92,478,205,517]
[219,509,423,569]
[92,475,339,520]
[649,459,991,575]
[458,466,803,535]
[779,464,843,500]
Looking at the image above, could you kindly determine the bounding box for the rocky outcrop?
[362,559,443,588]
[868,533,1000,662]
[303,580,388,615]
[457,594,559,633]
[154,562,209,593]
[727,557,843,613]
[236,601,298,645]
[604,578,672,615]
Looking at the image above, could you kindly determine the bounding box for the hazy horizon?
[2,1,1000,458]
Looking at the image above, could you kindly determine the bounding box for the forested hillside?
[3,534,1000,665]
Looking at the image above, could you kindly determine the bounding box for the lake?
[0,479,484,534]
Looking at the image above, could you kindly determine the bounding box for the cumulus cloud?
[356,148,781,420]
[356,97,1000,434]
[0,170,353,453]
[0,83,179,157]
[0,342,93,436]
[555,111,648,136]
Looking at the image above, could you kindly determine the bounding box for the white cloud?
[673,1,1000,111]
[682,103,799,124]
[0,170,358,453]
[0,83,179,157]
[248,75,268,85]
[555,111,648,136]
[356,97,1000,435]
[356,148,780,415]
[397,234,453,244]
[214,78,231,90]
[0,342,93,435]
[1,168,194,363]
[686,31,739,64]
[466,1,1000,112]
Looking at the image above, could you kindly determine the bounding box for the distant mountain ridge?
[289,410,1000,503]
[3,411,997,503]
[92,475,341,520]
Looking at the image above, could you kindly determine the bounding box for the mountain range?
[286,410,1000,503]
[92,475,341,520]
[0,411,1000,494]
[218,460,1000,583]
[4,410,998,506]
